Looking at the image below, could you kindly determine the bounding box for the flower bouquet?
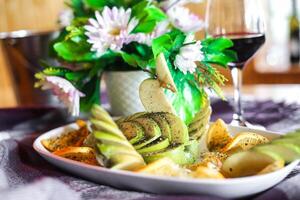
[35,0,236,123]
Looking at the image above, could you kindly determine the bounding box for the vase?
[103,70,150,116]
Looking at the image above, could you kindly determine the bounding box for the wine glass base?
[230,116,266,130]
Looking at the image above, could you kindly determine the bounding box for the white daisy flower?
[84,6,139,55]
[167,6,204,33]
[59,9,74,27]
[37,76,85,116]
[174,34,204,74]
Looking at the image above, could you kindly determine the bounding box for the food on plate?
[137,158,188,177]
[206,119,233,151]
[221,151,281,178]
[222,132,269,153]
[257,160,285,175]
[254,144,300,163]
[42,120,89,152]
[91,105,145,170]
[191,166,225,179]
[188,101,212,140]
[139,78,176,114]
[42,105,300,180]
[186,152,228,171]
[53,147,98,166]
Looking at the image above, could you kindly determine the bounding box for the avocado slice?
[138,138,170,154]
[159,112,189,144]
[143,145,187,165]
[188,106,211,132]
[132,118,162,150]
[145,113,172,141]
[116,112,148,124]
[118,121,145,145]
[254,144,300,163]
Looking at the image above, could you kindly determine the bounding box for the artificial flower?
[174,34,204,74]
[36,76,85,116]
[59,9,74,27]
[167,5,204,33]
[84,6,139,55]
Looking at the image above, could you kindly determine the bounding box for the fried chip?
[186,152,228,171]
[207,119,233,151]
[53,147,98,166]
[257,160,285,175]
[136,158,188,177]
[191,166,225,179]
[222,132,269,153]
[42,125,90,152]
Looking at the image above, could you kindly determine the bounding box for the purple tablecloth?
[0,100,300,200]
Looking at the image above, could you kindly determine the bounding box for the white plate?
[33,123,299,199]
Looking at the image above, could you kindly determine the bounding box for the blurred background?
[0,0,300,108]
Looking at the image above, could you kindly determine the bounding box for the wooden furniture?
[0,0,64,107]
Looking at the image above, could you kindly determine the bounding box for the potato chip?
[137,158,188,177]
[42,126,90,152]
[257,160,285,175]
[186,152,227,171]
[207,119,232,151]
[221,151,278,178]
[53,147,98,166]
[222,132,269,153]
[191,166,225,179]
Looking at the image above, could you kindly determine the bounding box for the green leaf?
[69,0,86,17]
[203,50,236,67]
[54,38,99,62]
[152,34,173,57]
[132,3,167,33]
[80,75,101,112]
[121,53,139,67]
[202,37,234,51]
[83,0,106,10]
[164,64,205,125]
[202,37,237,67]
[133,20,157,33]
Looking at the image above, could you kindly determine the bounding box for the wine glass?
[205,0,266,127]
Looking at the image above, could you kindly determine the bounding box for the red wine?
[217,33,265,69]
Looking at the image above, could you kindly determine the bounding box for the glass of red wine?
[205,0,265,127]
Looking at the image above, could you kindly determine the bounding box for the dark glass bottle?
[289,0,300,64]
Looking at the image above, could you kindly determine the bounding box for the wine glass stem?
[230,67,245,126]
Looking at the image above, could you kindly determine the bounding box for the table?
[0,87,300,200]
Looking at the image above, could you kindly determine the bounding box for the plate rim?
[33,122,300,186]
